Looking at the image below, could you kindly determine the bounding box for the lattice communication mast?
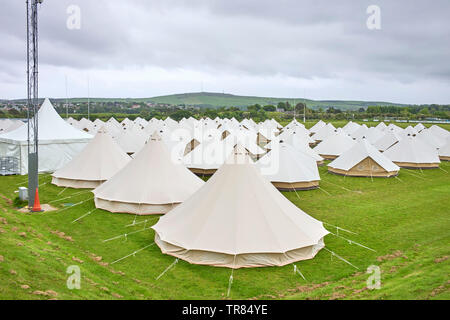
[26,0,43,207]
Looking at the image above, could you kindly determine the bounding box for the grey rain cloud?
[0,0,449,104]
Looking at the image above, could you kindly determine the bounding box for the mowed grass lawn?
[0,158,448,300]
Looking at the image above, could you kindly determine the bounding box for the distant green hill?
[147,92,408,110]
[4,92,410,110]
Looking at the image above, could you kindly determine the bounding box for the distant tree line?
[1,100,448,122]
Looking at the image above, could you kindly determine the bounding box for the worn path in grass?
[0,161,449,300]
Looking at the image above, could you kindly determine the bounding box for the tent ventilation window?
[0,157,20,176]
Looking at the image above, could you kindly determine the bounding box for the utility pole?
[26,0,43,209]
[303,89,306,123]
[304,103,306,123]
[87,75,90,120]
[65,75,68,118]
[293,99,296,120]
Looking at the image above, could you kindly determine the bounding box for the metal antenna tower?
[26,0,43,208]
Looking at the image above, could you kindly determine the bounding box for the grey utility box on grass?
[18,187,28,201]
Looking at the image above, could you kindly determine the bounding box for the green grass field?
[0,160,449,300]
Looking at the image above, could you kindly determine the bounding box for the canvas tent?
[328,139,399,177]
[375,122,387,131]
[417,129,446,149]
[373,131,402,152]
[183,139,234,175]
[414,123,425,132]
[0,119,24,134]
[438,138,450,161]
[342,121,361,135]
[313,133,356,160]
[383,137,440,169]
[258,143,320,190]
[0,119,14,133]
[428,125,449,140]
[364,127,385,144]
[0,98,92,174]
[311,123,336,142]
[93,133,204,215]
[309,120,326,134]
[52,127,131,188]
[350,124,369,140]
[115,126,147,155]
[152,145,329,269]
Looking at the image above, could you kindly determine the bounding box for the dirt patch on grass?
[32,290,58,297]
[429,280,450,298]
[377,250,408,262]
[434,256,448,263]
[110,269,125,276]
[50,230,74,242]
[17,204,58,213]
[0,193,12,205]
[329,292,347,300]
[352,286,369,296]
[251,281,331,300]
[72,257,84,263]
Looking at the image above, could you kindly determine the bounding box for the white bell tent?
[0,98,92,175]
[93,132,204,215]
[152,145,329,268]
[52,127,131,188]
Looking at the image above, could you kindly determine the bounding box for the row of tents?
[56,131,329,268]
[1,98,449,179]
[1,98,449,269]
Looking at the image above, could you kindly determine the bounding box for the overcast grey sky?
[1,0,449,104]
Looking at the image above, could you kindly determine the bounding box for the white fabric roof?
[365,127,385,144]
[373,131,402,152]
[351,125,369,140]
[93,133,204,205]
[414,123,426,132]
[115,126,148,154]
[0,98,92,144]
[383,137,441,164]
[313,133,356,156]
[309,120,326,133]
[329,139,399,172]
[428,125,450,140]
[386,123,403,134]
[52,127,131,181]
[311,123,336,141]
[0,119,24,134]
[376,122,387,131]
[257,143,320,183]
[417,129,446,149]
[342,121,361,135]
[152,145,329,255]
[183,139,234,170]
[438,138,450,157]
